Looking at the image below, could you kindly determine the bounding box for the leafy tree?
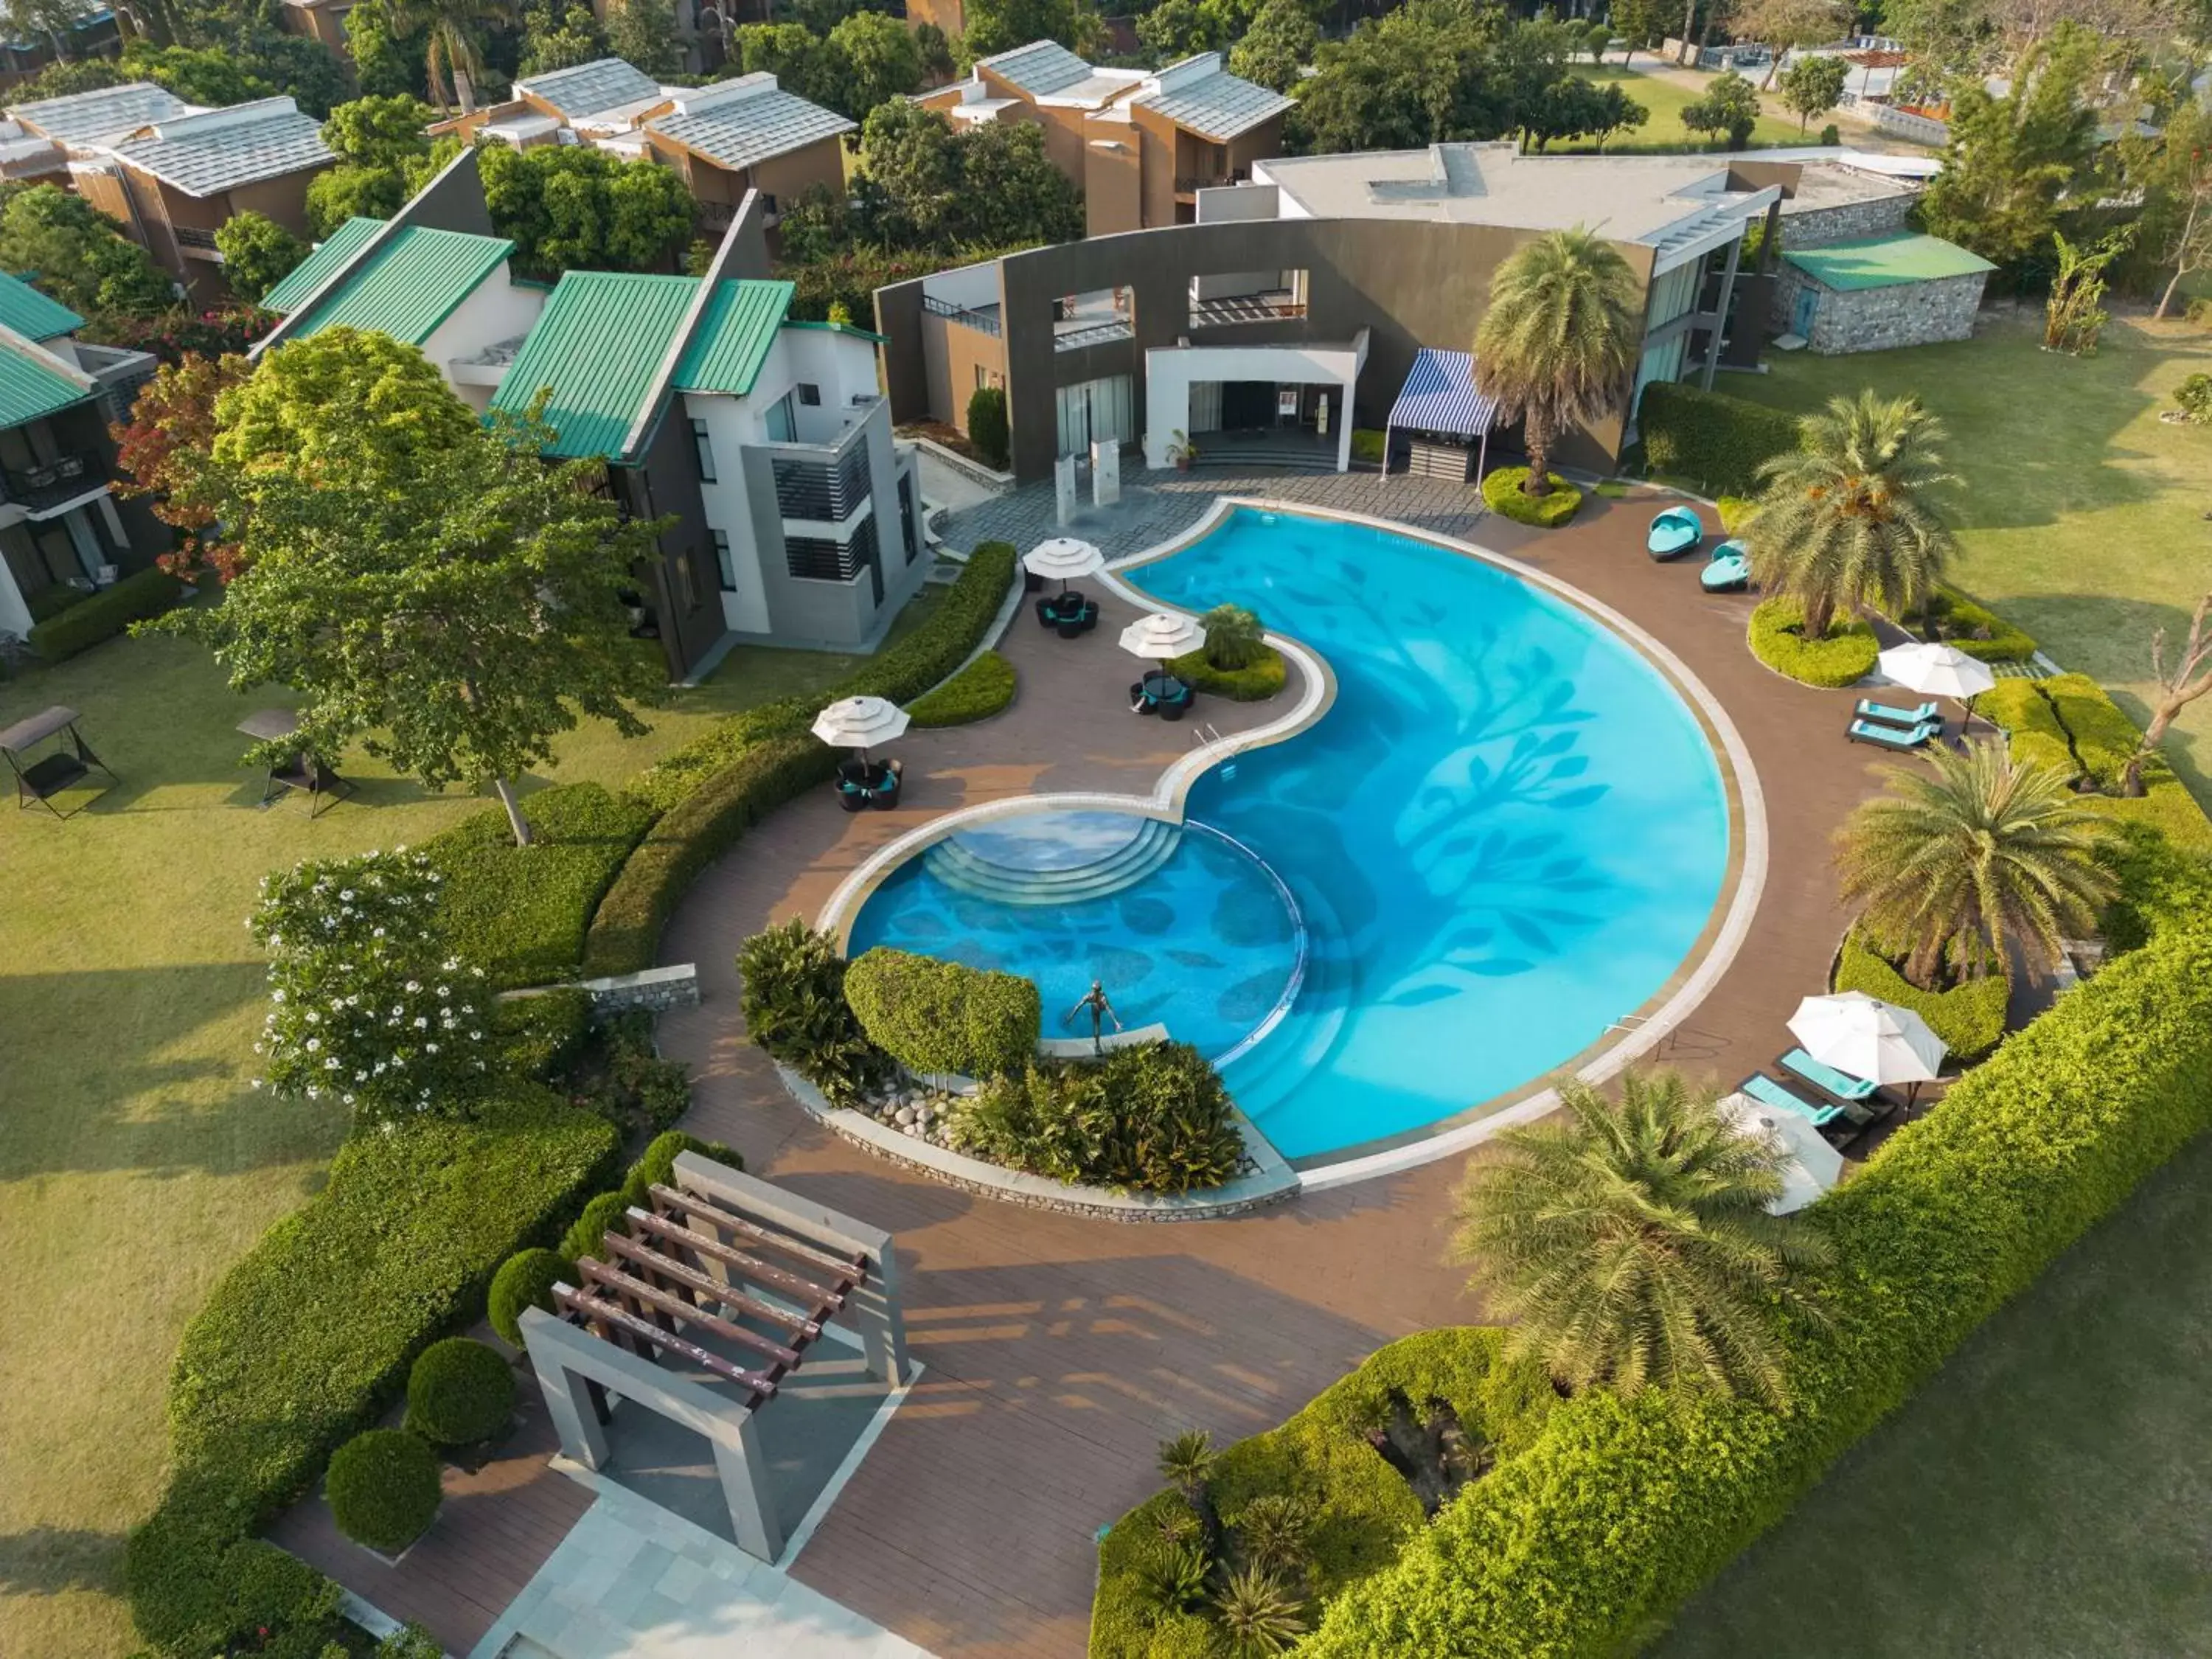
[307,164,413,237]
[153,328,669,846]
[1230,0,1319,91]
[914,19,955,80]
[852,97,960,244]
[2042,225,2129,353]
[479,143,694,274]
[519,1,605,72]
[1290,0,1515,153]
[326,94,443,167]
[214,211,308,305]
[1453,1068,1831,1408]
[1200,602,1265,669]
[1777,49,1847,130]
[80,303,271,366]
[1582,18,1613,60]
[966,383,1009,466]
[606,0,682,75]
[0,184,173,316]
[1610,0,1670,60]
[2125,91,2212,317]
[347,1,431,97]
[308,97,456,237]
[958,0,1105,58]
[9,55,127,99]
[734,21,845,106]
[827,11,925,116]
[1137,0,1222,59]
[1213,1567,1307,1654]
[1733,0,1849,83]
[1520,74,1647,149]
[954,119,1082,245]
[111,350,257,577]
[1835,740,2115,986]
[1472,226,1641,496]
[1680,66,1761,147]
[122,42,274,108]
[1745,389,1955,638]
[380,0,522,113]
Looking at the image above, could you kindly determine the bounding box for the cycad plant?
[1212,1564,1307,1655]
[1746,389,1955,638]
[1835,739,2115,987]
[1473,226,1642,495]
[1452,1069,1830,1410]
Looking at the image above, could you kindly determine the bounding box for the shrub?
[1200,603,1267,669]
[1921,585,2035,663]
[1818,121,1840,144]
[27,581,87,622]
[1350,428,1385,464]
[491,987,594,1082]
[1716,495,1760,534]
[908,650,1017,726]
[619,1127,742,1208]
[1636,381,1804,495]
[325,1428,442,1554]
[1169,644,1287,701]
[559,1189,633,1262]
[1481,466,1583,526]
[967,383,1010,468]
[488,1247,572,1346]
[1301,919,2212,1658]
[1833,929,2010,1062]
[406,1337,516,1445]
[2174,371,2212,423]
[2038,673,2143,786]
[1747,595,1879,687]
[32,565,184,661]
[951,1040,1244,1193]
[425,782,658,988]
[1980,677,2077,778]
[375,1624,446,1659]
[737,919,888,1105]
[845,947,1042,1079]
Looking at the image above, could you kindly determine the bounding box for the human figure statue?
[1065,979,1123,1056]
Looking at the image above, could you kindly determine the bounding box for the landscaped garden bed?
[1747,596,1881,686]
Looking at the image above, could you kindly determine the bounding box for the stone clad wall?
[580,964,700,1013]
[1773,267,1987,354]
[1780,191,1917,250]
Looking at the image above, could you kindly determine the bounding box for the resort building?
[255,151,925,678]
[274,0,357,61]
[0,270,162,638]
[0,6,122,96]
[1773,231,1997,354]
[918,44,1291,237]
[877,142,1799,481]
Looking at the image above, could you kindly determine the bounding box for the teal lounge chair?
[1647,507,1702,561]
[1741,1072,1847,1129]
[1700,539,1750,592]
[1779,1047,1879,1104]
[1847,717,1941,750]
[1855,698,1940,728]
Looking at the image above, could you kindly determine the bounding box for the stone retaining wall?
[579,964,700,1013]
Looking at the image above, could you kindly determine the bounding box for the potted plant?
[1166,431,1199,472]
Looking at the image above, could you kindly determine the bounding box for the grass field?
[1561,63,1806,153]
[1731,310,2212,807]
[0,596,932,1658]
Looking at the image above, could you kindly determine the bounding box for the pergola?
[518,1152,909,1562]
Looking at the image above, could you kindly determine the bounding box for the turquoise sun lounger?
[1647,507,1702,561]
[1700,539,1750,592]
[1847,717,1941,750]
[1779,1047,1879,1103]
[1855,698,1940,728]
[1741,1072,1847,1129]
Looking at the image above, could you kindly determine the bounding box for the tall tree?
[1835,740,2115,985]
[109,351,256,578]
[605,0,682,74]
[2125,590,2212,796]
[1610,0,1669,60]
[2126,91,2212,318]
[1777,49,1848,130]
[1452,1068,1831,1409]
[1472,226,1641,496]
[1230,0,1320,91]
[1745,390,1955,639]
[827,11,924,116]
[1137,0,1222,59]
[957,0,1104,58]
[213,212,308,305]
[1680,66,1762,147]
[151,330,669,846]
[0,184,173,316]
[1290,0,1514,153]
[379,0,519,113]
[479,143,695,274]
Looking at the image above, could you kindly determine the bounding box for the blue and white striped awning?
[1386,347,1500,438]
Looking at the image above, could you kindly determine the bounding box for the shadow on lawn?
[0,1526,121,1601]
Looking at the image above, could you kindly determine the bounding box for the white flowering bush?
[250,847,489,1118]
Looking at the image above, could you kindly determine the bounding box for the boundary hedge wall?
[1636,383,1803,497]
[34,566,185,661]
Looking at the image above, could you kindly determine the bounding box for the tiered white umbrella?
[1119,611,1207,668]
[1717,1091,1844,1215]
[1023,538,1104,593]
[810,695,909,759]
[1788,990,1947,1106]
[1877,641,1997,735]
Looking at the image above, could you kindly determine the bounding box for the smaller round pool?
[847,808,1304,1061]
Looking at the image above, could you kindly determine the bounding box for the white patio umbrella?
[1717,1092,1844,1214]
[1119,611,1207,669]
[1788,990,1947,1105]
[810,695,909,759]
[1023,538,1104,593]
[1877,641,1997,735]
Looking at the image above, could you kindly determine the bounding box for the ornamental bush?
[30,565,184,661]
[1169,644,1287,701]
[1980,678,2076,778]
[1635,381,1804,495]
[559,1189,633,1263]
[488,1247,571,1346]
[405,1338,516,1446]
[967,384,1011,468]
[1199,603,1267,670]
[737,919,888,1105]
[325,1428,442,1554]
[908,650,1017,726]
[2174,371,2212,423]
[1481,466,1584,527]
[1921,585,2036,664]
[951,1040,1244,1193]
[1747,596,1879,687]
[1832,929,2009,1062]
[844,947,1042,1079]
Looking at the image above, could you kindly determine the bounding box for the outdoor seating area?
[814,696,910,813]
[1,704,114,818]
[1732,989,1949,1147]
[1848,714,1944,748]
[1037,591,1100,636]
[236,708,354,817]
[1647,506,1703,561]
[1128,672,1194,720]
[1701,538,1750,593]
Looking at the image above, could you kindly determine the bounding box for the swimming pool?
[849,505,1736,1164]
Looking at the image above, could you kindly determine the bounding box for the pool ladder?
[1192,721,1237,779]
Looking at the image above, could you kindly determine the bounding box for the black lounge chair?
[1037,591,1098,636]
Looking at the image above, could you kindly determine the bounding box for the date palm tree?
[1747,389,1956,640]
[1473,226,1642,497]
[382,0,517,114]
[1834,739,2115,987]
[1452,1068,1829,1410]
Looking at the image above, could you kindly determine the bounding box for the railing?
[1054,319,1134,351]
[172,224,220,252]
[1188,292,1307,328]
[771,434,870,521]
[922,293,1001,336]
[6,451,102,512]
[1174,170,1249,195]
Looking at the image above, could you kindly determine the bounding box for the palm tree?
[1835,739,2115,987]
[1747,389,1956,640]
[1212,1565,1307,1655]
[1156,1428,1222,1551]
[382,0,517,114]
[1473,227,1642,497]
[1451,1069,1829,1410]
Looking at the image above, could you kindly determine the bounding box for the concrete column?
[711,1408,785,1562]
[1702,234,1745,392]
[524,1339,611,1469]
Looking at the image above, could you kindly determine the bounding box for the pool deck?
[307,470,1904,1658]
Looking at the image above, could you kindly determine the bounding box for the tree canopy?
[478,142,696,276]
[1680,67,1762,148]
[1777,52,1848,131]
[957,0,1105,58]
[213,212,310,305]
[1229,0,1321,93]
[0,183,173,318]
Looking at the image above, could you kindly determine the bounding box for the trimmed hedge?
[125,1088,617,1656]
[1636,382,1803,497]
[325,1428,442,1554]
[1980,677,2076,778]
[1481,467,1584,527]
[1924,586,2036,664]
[1832,929,2009,1062]
[405,1337,517,1446]
[1167,643,1287,701]
[1301,917,2212,1657]
[488,1247,571,1346]
[2039,673,2143,786]
[1716,495,1760,535]
[492,987,595,1082]
[32,566,185,661]
[426,782,658,988]
[1747,596,1879,687]
[1982,674,2212,858]
[908,650,1016,726]
[844,945,1041,1078]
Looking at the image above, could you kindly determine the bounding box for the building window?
[1055,374,1134,459]
[765,392,796,442]
[973,364,1002,392]
[797,383,821,406]
[690,418,716,482]
[712,528,735,591]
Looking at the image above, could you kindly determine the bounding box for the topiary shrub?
[1637,380,1804,495]
[559,1189,633,1262]
[31,565,185,661]
[737,919,888,1105]
[405,1338,517,1446]
[950,1040,1244,1193]
[488,1247,572,1346]
[908,650,1017,726]
[1747,596,1879,687]
[619,1127,743,1207]
[2173,371,2212,424]
[1169,644,1287,701]
[966,383,1009,468]
[1833,929,2010,1062]
[1200,603,1267,669]
[1481,466,1584,526]
[844,947,1042,1079]
[325,1429,442,1554]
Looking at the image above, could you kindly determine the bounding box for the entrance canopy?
[1384,348,1501,481]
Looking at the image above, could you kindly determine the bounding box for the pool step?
[926,818,1183,906]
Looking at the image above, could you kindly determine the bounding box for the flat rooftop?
[1780,157,1919,215]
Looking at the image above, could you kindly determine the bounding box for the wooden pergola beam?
[554,1284,778,1403]
[646,1182,866,1281]
[623,1209,837,1332]
[599,1229,808,1366]
[642,1186,857,1311]
[577,1255,801,1374]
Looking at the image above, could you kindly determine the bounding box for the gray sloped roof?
[975,40,1095,96]
[10,80,192,145]
[108,98,333,196]
[515,56,663,119]
[648,85,855,171]
[1135,66,1293,141]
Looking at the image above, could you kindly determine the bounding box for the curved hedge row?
[845,945,1041,1078]
[1166,643,1287,701]
[1832,929,2009,1063]
[1300,917,2212,1656]
[908,650,1017,726]
[1748,597,1880,688]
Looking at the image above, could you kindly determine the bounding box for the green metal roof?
[1781,232,1997,293]
[0,341,89,429]
[490,271,699,460]
[260,216,385,315]
[674,279,794,395]
[0,272,82,341]
[292,224,516,346]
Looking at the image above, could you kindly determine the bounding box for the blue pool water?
[852,507,1731,1161]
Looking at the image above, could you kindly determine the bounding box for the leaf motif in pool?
[1217,968,1289,1023]
[1461,959,1535,977]
[1119,895,1176,936]
[1168,948,1224,970]
[897,911,948,939]
[1088,945,1157,989]
[1383,983,1460,1007]
[1546,785,1610,811]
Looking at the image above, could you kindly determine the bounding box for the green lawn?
[1730,311,2212,808]
[0,597,932,1658]
[1561,64,1806,153]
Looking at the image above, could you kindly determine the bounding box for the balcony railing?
[173,224,220,252]
[1054,319,1134,352]
[1175,170,1251,195]
[1188,291,1308,328]
[922,293,1001,335]
[6,450,104,512]
[771,431,870,521]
